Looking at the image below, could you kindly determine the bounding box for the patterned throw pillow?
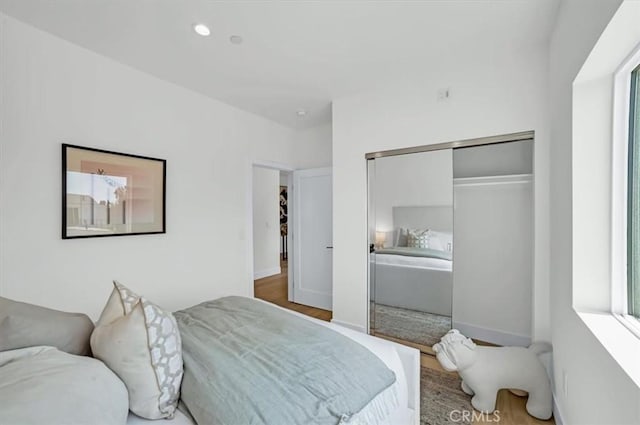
[91,281,183,419]
[407,228,430,248]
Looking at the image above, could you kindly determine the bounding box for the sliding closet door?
[452,140,533,346]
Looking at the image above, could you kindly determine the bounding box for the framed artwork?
[62,144,166,239]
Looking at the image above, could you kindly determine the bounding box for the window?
[628,65,640,319]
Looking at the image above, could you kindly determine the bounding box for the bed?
[127,299,420,425]
[0,292,420,425]
[371,206,453,316]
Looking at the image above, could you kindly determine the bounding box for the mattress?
[126,299,417,425]
[374,252,452,271]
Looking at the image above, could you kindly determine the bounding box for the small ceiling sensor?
[230,35,243,45]
[193,23,211,37]
[296,110,307,117]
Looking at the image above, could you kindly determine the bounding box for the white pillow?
[0,346,128,425]
[393,228,408,247]
[428,230,453,252]
[91,281,183,419]
[0,296,94,356]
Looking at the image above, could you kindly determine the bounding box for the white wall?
[252,167,281,279]
[373,149,453,235]
[0,14,296,319]
[279,171,289,186]
[293,123,332,169]
[332,46,550,339]
[549,1,640,423]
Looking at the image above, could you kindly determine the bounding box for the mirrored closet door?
[368,149,454,350]
[368,133,535,352]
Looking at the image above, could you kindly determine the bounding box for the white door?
[293,167,332,310]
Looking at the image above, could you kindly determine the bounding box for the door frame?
[247,160,295,301]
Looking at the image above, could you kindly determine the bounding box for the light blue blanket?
[376,246,452,261]
[174,296,396,425]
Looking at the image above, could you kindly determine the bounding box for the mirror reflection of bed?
[368,149,454,353]
[372,206,453,349]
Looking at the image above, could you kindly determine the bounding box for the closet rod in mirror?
[365,130,534,159]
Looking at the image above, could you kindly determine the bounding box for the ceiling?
[0,0,559,130]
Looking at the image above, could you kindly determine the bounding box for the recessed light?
[193,23,211,37]
[230,35,243,45]
[296,110,307,117]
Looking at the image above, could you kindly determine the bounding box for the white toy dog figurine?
[432,329,552,420]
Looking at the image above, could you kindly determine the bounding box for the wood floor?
[254,259,332,321]
[373,331,439,355]
[253,261,553,425]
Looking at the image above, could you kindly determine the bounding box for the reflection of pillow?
[0,297,94,356]
[0,346,128,424]
[393,227,410,247]
[428,230,453,252]
[91,281,183,419]
[407,229,430,248]
[394,228,410,247]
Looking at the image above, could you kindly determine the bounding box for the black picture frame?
[62,143,166,239]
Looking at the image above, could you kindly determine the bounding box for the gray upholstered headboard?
[392,205,453,232]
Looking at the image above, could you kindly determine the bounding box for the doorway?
[250,163,333,321]
[251,166,291,306]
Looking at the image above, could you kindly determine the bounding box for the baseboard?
[330,319,366,333]
[452,321,531,347]
[254,266,281,280]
